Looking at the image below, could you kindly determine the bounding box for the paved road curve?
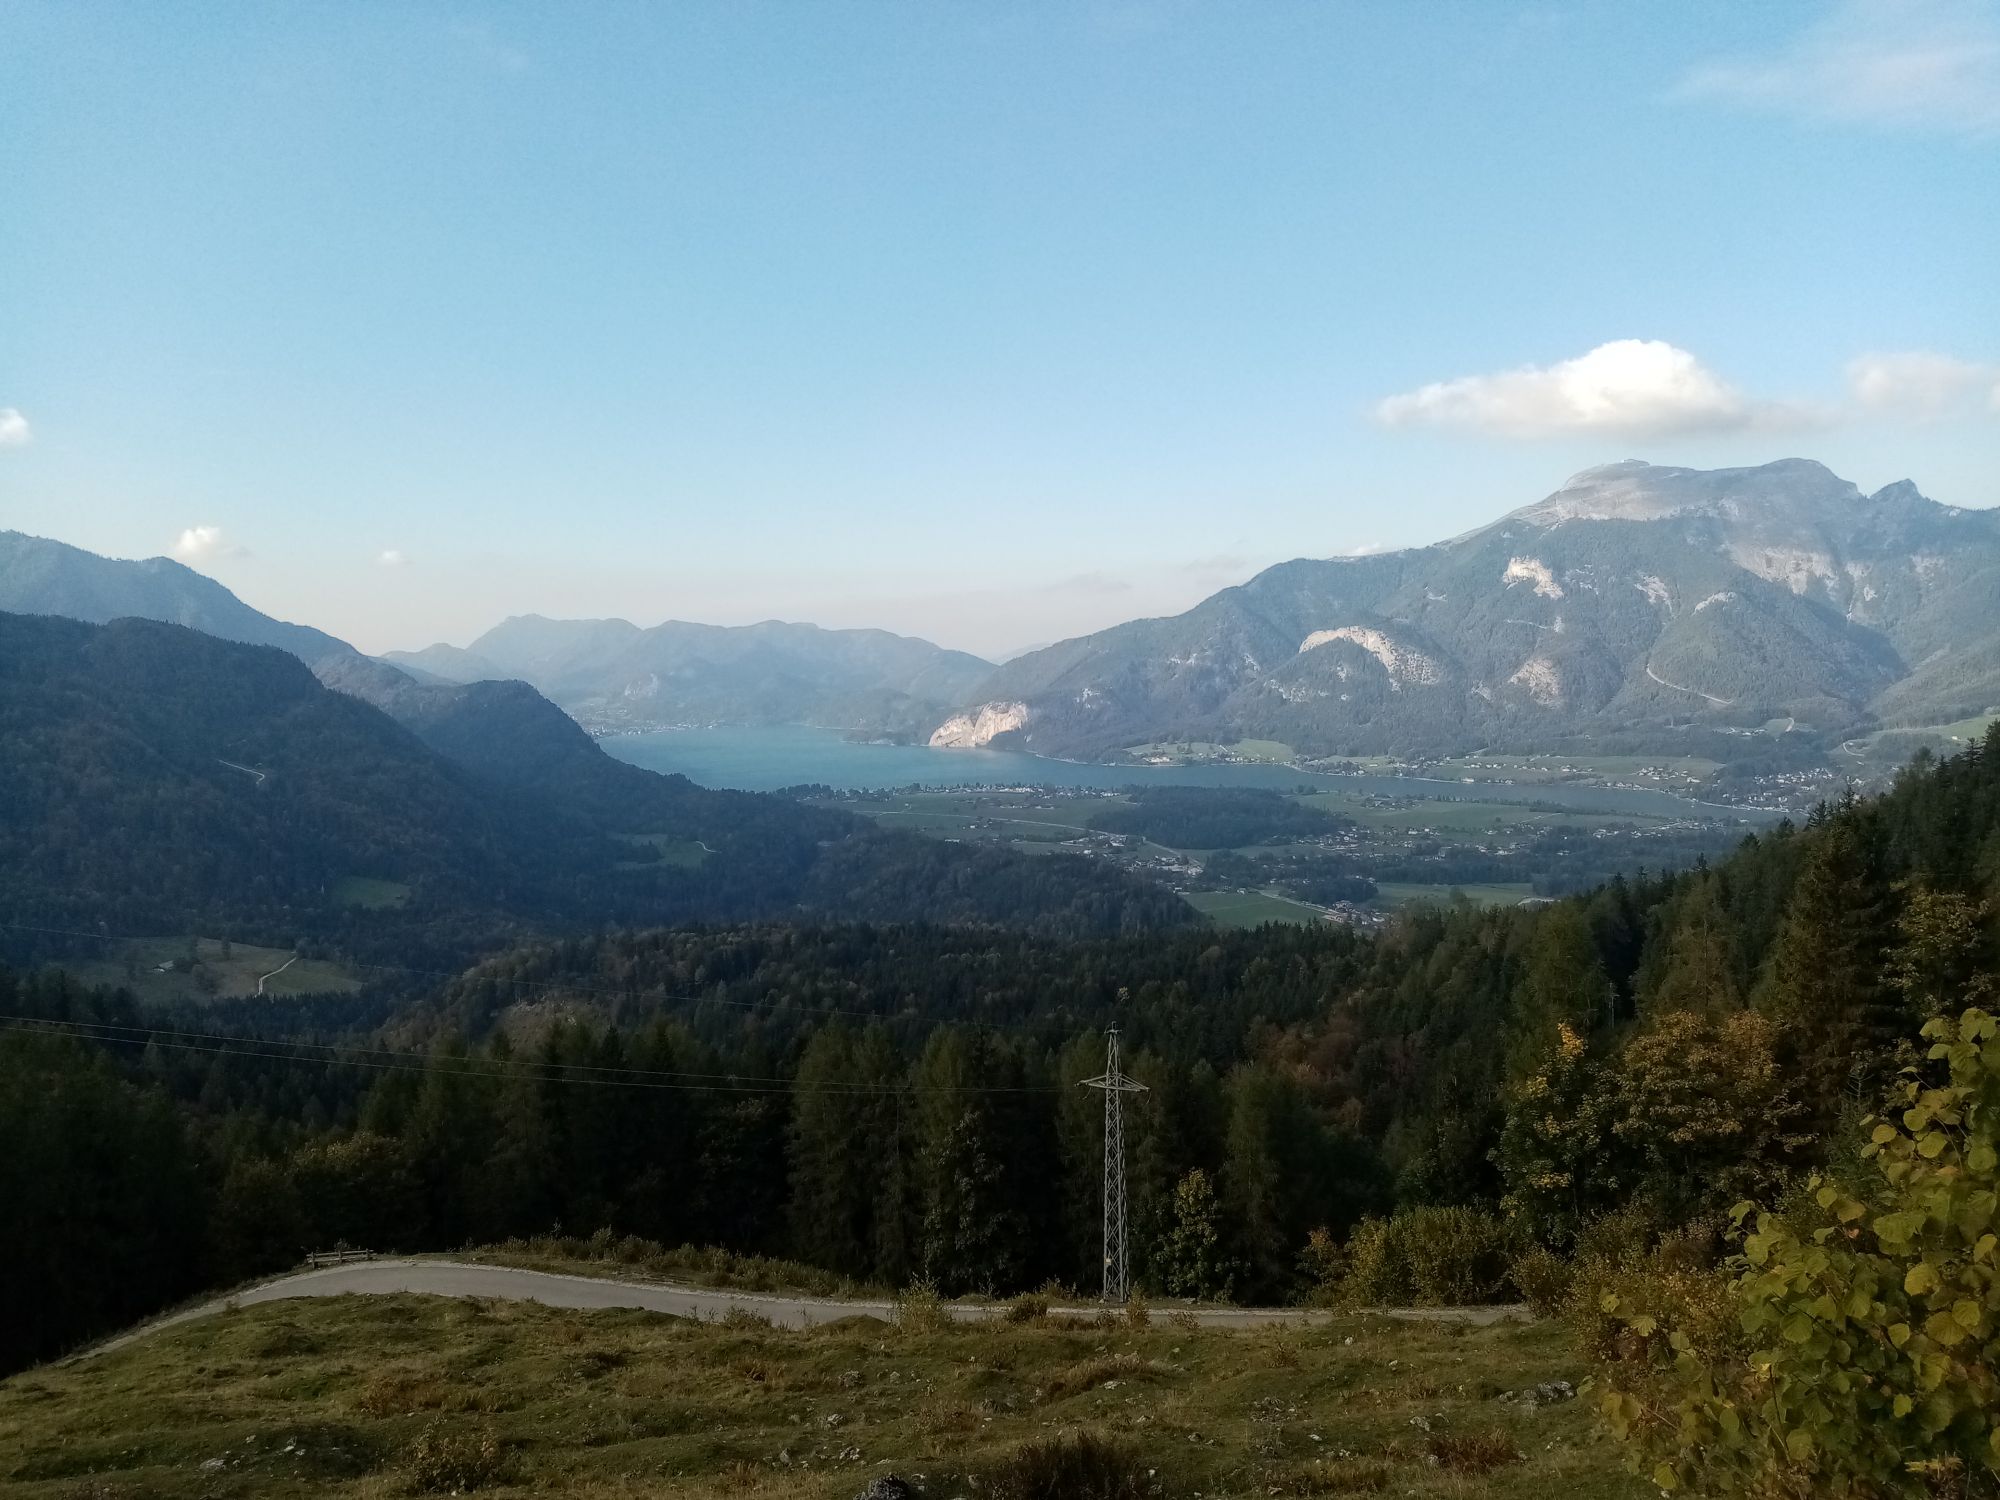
[76,1259,1524,1360]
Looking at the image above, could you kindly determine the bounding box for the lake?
[602,725,1781,823]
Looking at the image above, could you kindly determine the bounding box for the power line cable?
[0,918,1107,1037]
[0,1015,1067,1096]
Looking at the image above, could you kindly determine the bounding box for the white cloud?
[1848,350,1999,417]
[171,525,232,562]
[1680,0,2000,138]
[1374,339,1789,439]
[0,408,30,447]
[376,548,409,567]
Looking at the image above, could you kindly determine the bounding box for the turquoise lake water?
[602,725,1780,823]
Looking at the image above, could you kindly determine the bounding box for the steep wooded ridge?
[0,612,1189,961]
[388,612,994,736]
[944,460,2000,759]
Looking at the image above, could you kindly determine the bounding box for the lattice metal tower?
[1082,1027,1147,1304]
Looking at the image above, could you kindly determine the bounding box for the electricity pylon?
[1081,1027,1147,1304]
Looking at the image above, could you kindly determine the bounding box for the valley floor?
[0,1291,1638,1499]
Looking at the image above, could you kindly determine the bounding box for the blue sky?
[3,0,1996,658]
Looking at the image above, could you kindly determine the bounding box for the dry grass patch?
[1040,1351,1164,1401]
[401,1416,505,1492]
[982,1430,1162,1500]
[1427,1427,1524,1475]
[0,1292,1638,1499]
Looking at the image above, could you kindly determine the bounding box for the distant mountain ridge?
[0,530,354,665]
[389,613,994,737]
[0,611,1189,959]
[936,460,2000,760]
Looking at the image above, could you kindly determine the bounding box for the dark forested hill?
[0,613,1188,964]
[935,460,2000,760]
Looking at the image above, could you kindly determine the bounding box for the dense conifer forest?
[4,726,1996,1375]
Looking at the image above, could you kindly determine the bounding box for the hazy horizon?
[5,0,1998,658]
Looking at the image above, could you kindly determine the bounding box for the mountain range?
[388,615,992,737]
[7,456,1997,776]
[934,460,2000,760]
[0,535,1187,958]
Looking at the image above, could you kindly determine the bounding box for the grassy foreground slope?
[0,1294,1637,1499]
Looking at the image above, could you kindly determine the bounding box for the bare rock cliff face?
[929,701,1030,748]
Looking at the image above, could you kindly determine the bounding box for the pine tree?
[911,1029,1028,1293]
[787,1025,873,1278]
[1758,819,1900,1096]
[1507,905,1612,1075]
[1646,874,1743,1015]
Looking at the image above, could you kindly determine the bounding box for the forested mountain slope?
[0,613,1188,964]
[6,727,2000,1370]
[943,460,2000,759]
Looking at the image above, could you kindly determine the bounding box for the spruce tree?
[1647,873,1743,1015]
[1506,904,1613,1075]
[1758,819,1900,1096]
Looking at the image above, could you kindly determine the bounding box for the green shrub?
[1336,1206,1517,1307]
[1602,1008,2000,1497]
[1296,1225,1345,1306]
[1569,1251,1738,1367]
[895,1275,951,1335]
[1510,1244,1574,1318]
[1004,1291,1050,1324]
[1334,1216,1406,1307]
[1402,1206,1517,1304]
[1123,1287,1150,1328]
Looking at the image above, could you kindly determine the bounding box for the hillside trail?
[254,954,298,995]
[1644,665,1735,707]
[66,1258,1526,1361]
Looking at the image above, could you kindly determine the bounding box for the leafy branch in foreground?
[1601,1007,1999,1497]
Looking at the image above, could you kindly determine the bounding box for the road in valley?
[73,1258,1523,1360]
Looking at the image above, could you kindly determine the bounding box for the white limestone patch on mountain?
[1727,543,1839,596]
[1503,556,1564,599]
[1694,591,1737,612]
[1297,627,1443,689]
[1506,655,1564,706]
[929,701,1029,748]
[1634,575,1674,613]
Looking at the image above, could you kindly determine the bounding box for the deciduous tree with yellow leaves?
[1602,1008,1999,1498]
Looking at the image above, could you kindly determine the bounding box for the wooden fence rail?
[303,1249,376,1269]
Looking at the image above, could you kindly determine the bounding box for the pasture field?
[615,834,712,867]
[1122,738,1298,763]
[1295,792,1648,834]
[1420,753,1722,786]
[832,791,1133,845]
[330,876,410,909]
[1183,889,1328,928]
[1849,710,1999,764]
[1370,882,1538,910]
[0,1291,1638,1500]
[69,937,361,1003]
